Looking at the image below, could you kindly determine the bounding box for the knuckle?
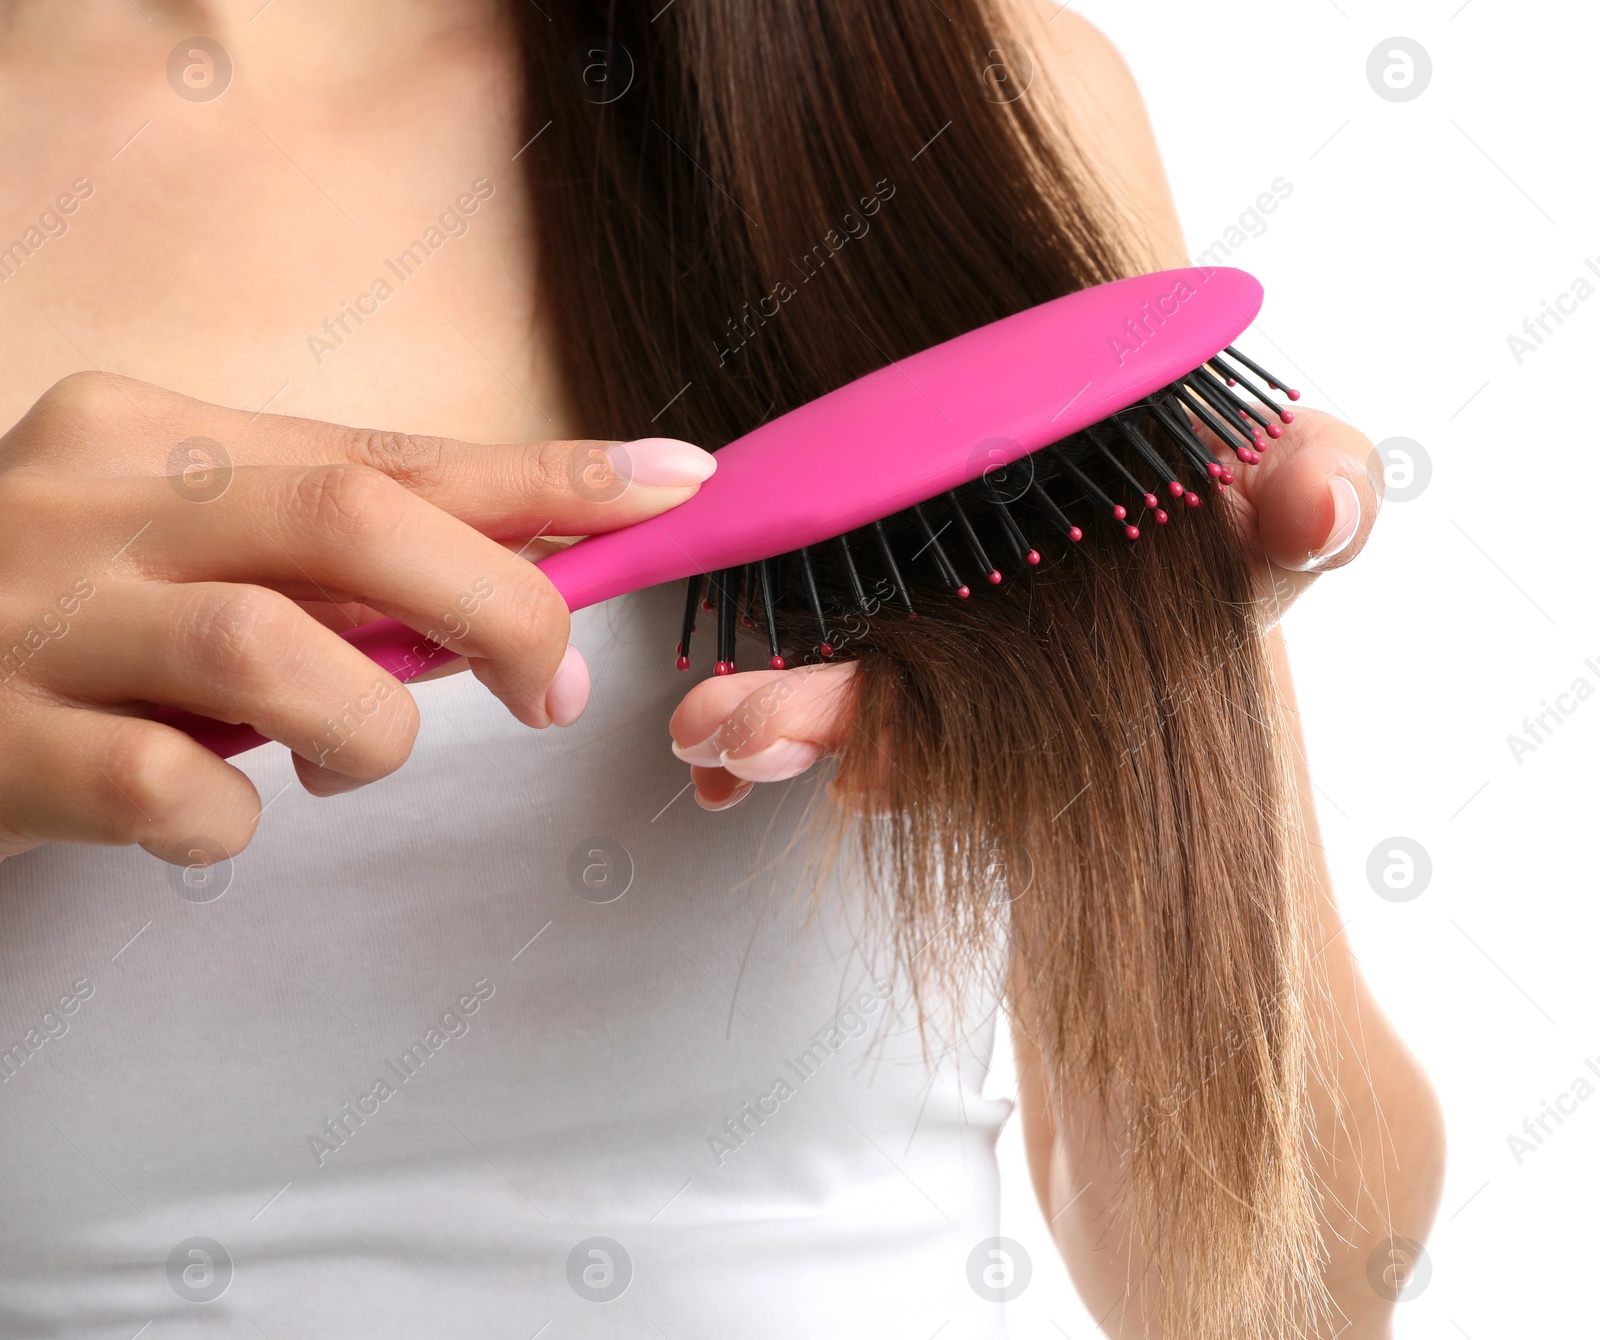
[37,370,134,426]
[104,727,198,839]
[498,568,567,662]
[180,585,299,694]
[346,429,446,491]
[532,441,587,499]
[289,464,405,545]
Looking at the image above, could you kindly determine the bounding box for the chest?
[0,37,570,443]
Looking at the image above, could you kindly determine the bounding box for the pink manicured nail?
[607,438,717,488]
[544,644,590,727]
[696,781,753,812]
[671,736,724,766]
[719,739,822,783]
[1313,477,1360,564]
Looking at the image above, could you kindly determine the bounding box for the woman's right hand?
[0,373,715,865]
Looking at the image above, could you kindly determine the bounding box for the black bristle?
[1109,413,1184,498]
[871,519,915,616]
[758,559,784,668]
[1028,478,1084,543]
[945,490,1001,585]
[739,563,758,627]
[1152,395,1225,477]
[1087,427,1161,512]
[677,573,702,670]
[1222,345,1299,401]
[1209,354,1292,423]
[1184,371,1266,447]
[714,568,738,674]
[798,547,833,656]
[986,492,1038,567]
[1197,365,1273,435]
[1048,444,1139,538]
[1173,383,1255,457]
[837,532,870,609]
[911,502,969,597]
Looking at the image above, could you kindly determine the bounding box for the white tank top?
[0,584,1012,1338]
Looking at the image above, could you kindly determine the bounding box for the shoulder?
[1009,2,1189,269]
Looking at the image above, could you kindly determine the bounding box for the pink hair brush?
[163,265,1295,758]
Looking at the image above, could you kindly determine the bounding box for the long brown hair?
[518,3,1330,1333]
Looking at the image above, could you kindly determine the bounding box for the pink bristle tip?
[1286,388,1301,401]
[1167,480,1184,497]
[1266,423,1283,439]
[770,655,786,670]
[1026,549,1041,565]
[819,642,834,658]
[714,660,733,676]
[700,598,714,612]
[987,570,1003,585]
[675,654,690,671]
[1124,525,1140,541]
[1185,491,1201,508]
[957,585,971,599]
[907,610,919,620]
[1219,467,1235,485]
[1281,409,1295,423]
[1143,493,1159,510]
[1113,504,1127,521]
[1068,526,1083,543]
[1206,462,1223,479]
[1155,509,1169,524]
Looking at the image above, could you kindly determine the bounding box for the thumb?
[1243,409,1382,574]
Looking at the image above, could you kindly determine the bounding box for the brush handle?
[161,265,1262,759]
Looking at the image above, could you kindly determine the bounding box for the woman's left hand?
[668,407,1382,811]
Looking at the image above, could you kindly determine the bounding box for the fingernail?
[1313,476,1360,565]
[719,738,822,784]
[670,736,724,766]
[543,644,590,727]
[696,781,753,812]
[608,438,717,488]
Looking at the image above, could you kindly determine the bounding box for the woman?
[0,1,1442,1335]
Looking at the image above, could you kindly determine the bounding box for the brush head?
[673,333,1299,673]
[659,274,1300,673]
[537,266,1265,612]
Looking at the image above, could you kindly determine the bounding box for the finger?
[670,663,858,783]
[40,581,420,786]
[321,434,719,539]
[1230,408,1380,574]
[25,375,717,539]
[669,669,792,747]
[117,466,573,725]
[0,705,261,861]
[191,410,714,536]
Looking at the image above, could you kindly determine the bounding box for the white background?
[994,2,1600,1335]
